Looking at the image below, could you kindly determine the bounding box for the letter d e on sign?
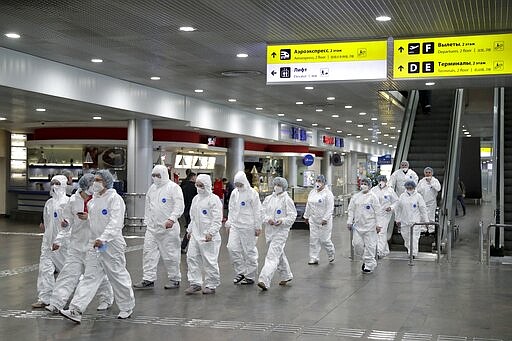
[408,62,420,73]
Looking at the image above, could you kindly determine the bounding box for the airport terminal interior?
[0,1,511,340]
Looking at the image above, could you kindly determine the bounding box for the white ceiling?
[0,0,511,143]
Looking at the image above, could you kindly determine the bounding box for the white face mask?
[360,184,369,191]
[50,185,59,197]
[402,167,409,173]
[153,177,163,186]
[274,186,283,194]
[379,181,386,188]
[92,181,104,193]
[407,189,415,194]
[315,182,322,190]
[196,187,206,195]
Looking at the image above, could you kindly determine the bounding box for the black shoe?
[362,268,372,273]
[240,278,254,285]
[133,280,154,289]
[413,256,416,259]
[361,263,365,271]
[233,274,245,284]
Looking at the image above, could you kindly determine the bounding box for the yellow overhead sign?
[393,33,512,78]
[266,40,387,83]
[267,41,387,64]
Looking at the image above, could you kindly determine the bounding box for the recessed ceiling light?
[364,138,369,141]
[35,108,46,112]
[312,123,318,126]
[371,117,378,121]
[91,58,103,63]
[347,133,352,136]
[93,116,102,120]
[378,142,382,144]
[464,131,470,134]
[425,82,436,86]
[326,96,335,101]
[357,124,363,127]
[376,15,391,22]
[296,101,304,105]
[389,144,393,147]
[397,129,401,133]
[462,129,467,131]
[336,130,342,133]
[296,118,303,122]
[382,122,388,125]
[179,26,196,32]
[390,126,396,129]
[332,114,339,118]
[0,117,6,121]
[368,128,373,131]
[277,113,285,117]
[255,107,263,110]
[384,133,389,136]
[359,112,367,116]
[5,32,20,39]
[315,108,323,112]
[228,98,237,102]
[194,89,204,93]
[150,76,160,80]
[371,140,375,143]
[391,136,396,139]
[356,135,361,139]
[305,86,314,90]
[376,131,382,134]
[344,105,353,109]
[466,135,472,137]
[346,120,352,123]
[325,127,331,130]
[236,53,248,58]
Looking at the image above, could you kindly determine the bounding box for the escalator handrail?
[393,90,419,172]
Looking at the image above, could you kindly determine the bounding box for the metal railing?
[484,223,512,266]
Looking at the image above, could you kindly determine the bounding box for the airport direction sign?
[266,40,387,84]
[393,33,512,78]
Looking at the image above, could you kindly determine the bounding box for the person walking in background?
[417,167,441,234]
[133,165,184,290]
[304,175,335,265]
[370,175,398,258]
[180,171,197,253]
[456,179,466,216]
[184,174,223,295]
[257,177,297,291]
[32,175,70,309]
[389,161,419,196]
[225,171,262,285]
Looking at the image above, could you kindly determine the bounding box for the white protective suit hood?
[50,175,68,198]
[196,174,212,196]
[151,164,170,187]
[233,171,250,192]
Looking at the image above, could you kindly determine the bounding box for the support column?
[287,156,298,187]
[226,137,244,180]
[127,119,153,216]
[321,151,333,186]
[347,152,358,192]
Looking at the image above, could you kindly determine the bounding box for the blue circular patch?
[318,199,322,203]
[101,209,108,215]
[413,204,417,208]
[202,209,208,215]
[365,205,371,210]
[384,195,388,200]
[409,175,413,179]
[276,209,282,215]
[241,201,246,206]
[161,198,167,203]
[53,212,57,218]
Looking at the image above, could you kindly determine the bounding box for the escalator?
[503,88,512,255]
[389,90,456,252]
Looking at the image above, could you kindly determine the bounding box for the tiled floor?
[0,202,510,340]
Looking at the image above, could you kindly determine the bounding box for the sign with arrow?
[266,40,387,84]
[393,33,512,79]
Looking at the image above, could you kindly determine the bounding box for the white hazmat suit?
[67,171,135,318]
[34,175,70,306]
[141,165,184,286]
[304,181,335,263]
[347,188,382,271]
[226,171,262,282]
[49,176,113,311]
[258,179,297,289]
[370,183,398,257]
[392,190,428,257]
[389,168,419,196]
[186,174,223,291]
[417,176,441,233]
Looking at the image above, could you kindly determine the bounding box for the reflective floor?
[0,202,510,340]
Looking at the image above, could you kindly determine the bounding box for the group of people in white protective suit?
[33,170,135,324]
[347,160,441,272]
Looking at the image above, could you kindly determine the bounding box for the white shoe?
[96,302,111,311]
[45,304,59,314]
[117,310,132,319]
[60,309,82,323]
